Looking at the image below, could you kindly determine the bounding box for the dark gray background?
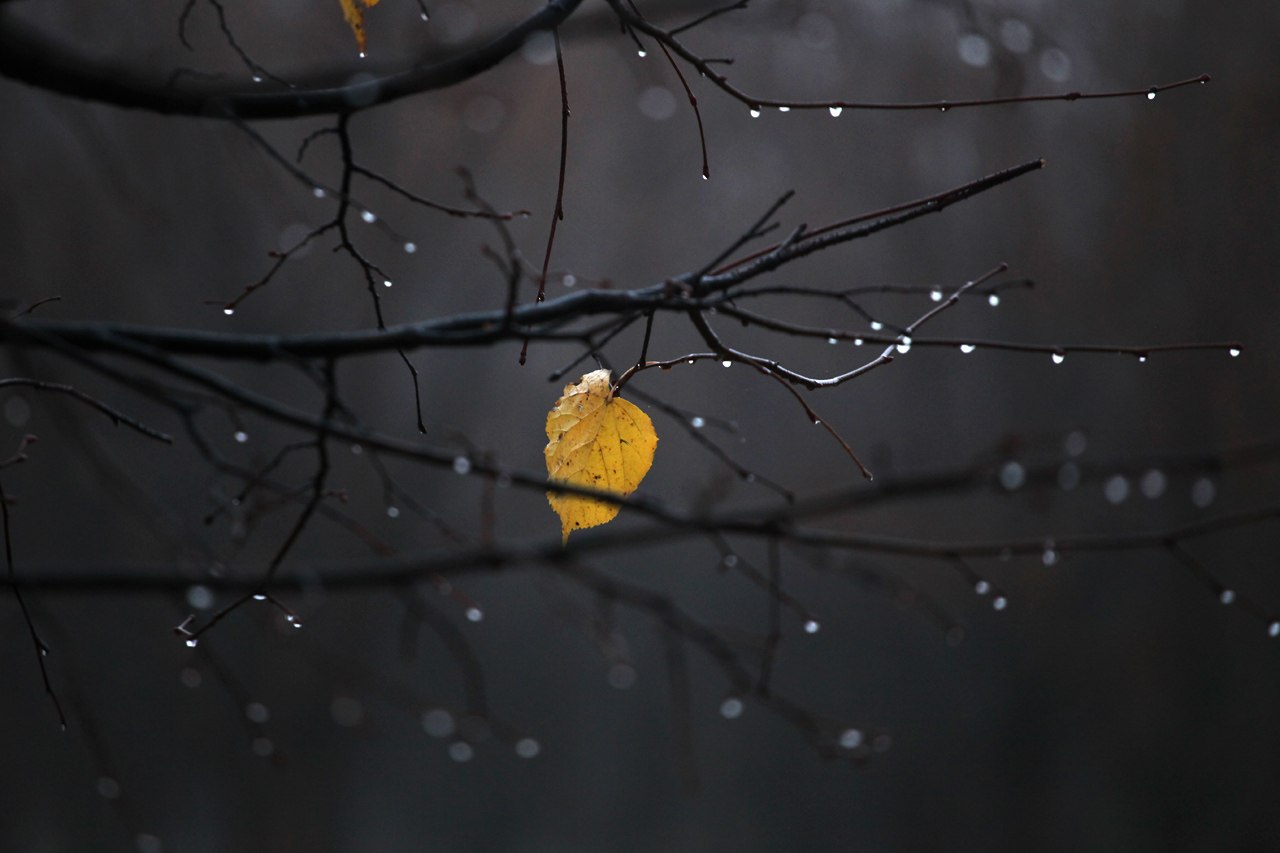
[2,1,1278,850]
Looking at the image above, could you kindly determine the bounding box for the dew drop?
[386,505,400,518]
[992,596,1009,611]
[960,344,976,354]
[515,737,541,758]
[749,107,761,118]
[690,416,706,429]
[929,288,943,302]
[453,456,472,475]
[1051,352,1065,364]
[721,360,732,368]
[404,242,417,254]
[829,106,843,117]
[1219,588,1235,605]
[974,580,991,596]
[223,308,235,316]
[233,430,249,443]
[360,210,376,224]
[1228,347,1241,357]
[465,606,484,622]
[719,697,744,719]
[869,321,883,331]
[987,294,1000,307]
[838,728,863,749]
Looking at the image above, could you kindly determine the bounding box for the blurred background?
[2,0,1279,850]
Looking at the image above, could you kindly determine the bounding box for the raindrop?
[1269,621,1280,638]
[974,580,991,596]
[803,620,821,634]
[360,210,376,224]
[869,321,883,331]
[386,505,400,518]
[987,294,1000,307]
[1191,477,1216,508]
[690,416,706,429]
[838,728,864,749]
[637,85,677,121]
[515,737,541,758]
[998,460,1026,491]
[721,360,732,368]
[245,702,270,724]
[97,777,121,799]
[637,49,647,58]
[422,708,456,738]
[313,187,326,198]
[465,606,483,623]
[453,456,472,475]
[1042,542,1058,567]
[1052,352,1066,365]
[1228,347,1241,358]
[721,554,739,568]
[929,288,943,302]
[1137,354,1148,364]
[1057,462,1081,491]
[777,106,790,113]
[449,741,474,762]
[1146,89,1157,100]
[383,279,393,288]
[358,51,366,59]
[1039,47,1072,82]
[179,667,202,688]
[404,242,417,254]
[186,585,214,610]
[1140,469,1167,499]
[812,418,822,426]
[351,444,363,455]
[938,105,948,113]
[960,344,976,354]
[252,737,275,757]
[827,337,839,345]
[233,430,249,443]
[1104,474,1130,504]
[185,638,198,648]
[686,358,696,365]
[719,697,744,719]
[853,338,864,346]
[420,11,429,20]
[957,33,992,67]
[992,596,1009,611]
[607,663,637,690]
[223,308,235,316]
[829,106,843,117]
[1219,589,1235,605]
[999,18,1033,53]
[3,396,29,427]
[749,107,761,118]
[895,336,912,354]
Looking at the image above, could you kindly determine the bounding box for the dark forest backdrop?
[2,1,1279,850]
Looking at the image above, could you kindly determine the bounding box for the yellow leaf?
[339,0,380,54]
[545,369,658,543]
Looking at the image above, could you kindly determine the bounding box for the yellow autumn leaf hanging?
[545,369,658,543]
[339,0,380,54]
